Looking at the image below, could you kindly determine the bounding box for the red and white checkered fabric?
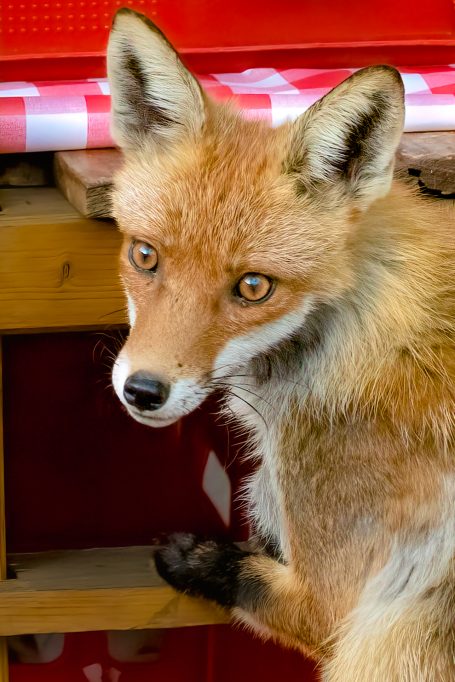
[1,66,454,153]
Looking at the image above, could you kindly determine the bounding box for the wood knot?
[62,261,71,281]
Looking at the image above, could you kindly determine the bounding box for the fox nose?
[123,372,170,411]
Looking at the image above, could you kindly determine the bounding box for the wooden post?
[0,339,9,682]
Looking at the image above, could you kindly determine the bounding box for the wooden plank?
[0,547,228,636]
[0,187,127,332]
[54,132,455,219]
[395,132,455,196]
[0,342,9,681]
[54,150,123,219]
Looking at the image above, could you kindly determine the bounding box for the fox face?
[108,9,404,427]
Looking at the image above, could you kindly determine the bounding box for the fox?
[107,8,455,680]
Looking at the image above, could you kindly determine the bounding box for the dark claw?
[154,532,249,607]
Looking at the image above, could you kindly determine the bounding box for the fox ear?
[107,9,206,151]
[284,66,405,209]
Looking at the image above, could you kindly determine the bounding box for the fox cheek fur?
[108,9,455,680]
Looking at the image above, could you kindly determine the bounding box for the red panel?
[2,333,251,552]
[9,627,320,681]
[10,629,208,682]
[1,0,454,56]
[155,0,455,47]
[1,0,454,80]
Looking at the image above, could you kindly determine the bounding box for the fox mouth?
[118,372,258,428]
[128,408,182,428]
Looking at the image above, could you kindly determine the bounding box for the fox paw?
[154,533,247,607]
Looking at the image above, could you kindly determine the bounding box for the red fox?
[108,9,455,680]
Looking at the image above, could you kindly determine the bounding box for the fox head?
[107,9,405,428]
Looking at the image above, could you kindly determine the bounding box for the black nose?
[123,372,170,411]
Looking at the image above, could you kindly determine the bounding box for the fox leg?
[154,533,323,654]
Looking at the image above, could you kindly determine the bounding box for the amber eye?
[235,273,274,303]
[129,240,158,272]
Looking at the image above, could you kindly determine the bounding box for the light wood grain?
[0,547,228,636]
[54,132,455,219]
[0,188,127,332]
[0,342,9,681]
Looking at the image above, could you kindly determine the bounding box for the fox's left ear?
[284,66,405,210]
[107,9,205,151]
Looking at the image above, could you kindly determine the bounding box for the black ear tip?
[377,65,405,98]
[369,64,399,74]
[112,7,150,28]
[112,7,137,29]
[373,64,403,82]
[351,65,404,100]
[113,7,137,19]
[360,64,403,85]
[111,6,167,42]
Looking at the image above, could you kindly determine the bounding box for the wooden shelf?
[0,546,228,636]
[0,188,127,333]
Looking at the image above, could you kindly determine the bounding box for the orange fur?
[108,10,455,679]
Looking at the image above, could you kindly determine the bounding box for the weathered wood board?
[54,132,455,219]
[395,132,455,196]
[54,149,123,219]
[0,546,227,635]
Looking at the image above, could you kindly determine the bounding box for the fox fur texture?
[108,9,455,680]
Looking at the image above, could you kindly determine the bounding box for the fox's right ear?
[107,9,206,151]
[283,66,404,210]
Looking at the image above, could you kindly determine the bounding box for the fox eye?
[129,240,158,272]
[235,273,274,303]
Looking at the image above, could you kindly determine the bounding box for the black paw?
[154,533,248,607]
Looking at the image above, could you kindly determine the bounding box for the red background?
[1,0,455,80]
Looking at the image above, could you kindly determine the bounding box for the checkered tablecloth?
[1,66,454,153]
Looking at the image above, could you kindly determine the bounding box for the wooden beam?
[54,132,455,219]
[0,342,9,681]
[395,132,455,196]
[54,149,123,219]
[0,188,127,332]
[0,546,228,636]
